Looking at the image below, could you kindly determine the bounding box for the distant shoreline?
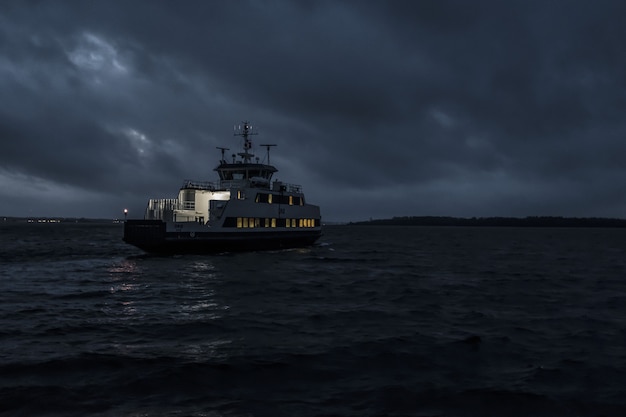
[4,215,626,228]
[348,216,626,228]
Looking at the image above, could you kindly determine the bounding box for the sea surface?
[1,222,625,417]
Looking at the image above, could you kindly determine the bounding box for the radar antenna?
[216,147,230,163]
[259,144,277,164]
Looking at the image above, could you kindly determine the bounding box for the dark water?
[1,222,626,417]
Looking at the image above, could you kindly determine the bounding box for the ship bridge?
[215,162,277,188]
[215,162,277,181]
[214,121,278,189]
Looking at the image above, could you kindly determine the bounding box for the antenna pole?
[259,144,277,164]
[234,121,258,163]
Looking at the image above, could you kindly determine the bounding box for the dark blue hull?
[123,220,322,254]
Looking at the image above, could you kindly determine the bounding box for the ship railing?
[181,201,195,210]
[272,182,302,193]
[286,183,302,193]
[145,198,179,221]
[182,179,218,190]
[215,179,302,193]
[219,179,249,190]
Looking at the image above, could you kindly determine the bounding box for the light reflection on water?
[103,257,230,323]
[109,283,139,293]
[180,339,233,362]
[108,258,141,275]
[102,256,232,359]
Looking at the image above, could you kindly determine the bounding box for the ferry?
[123,121,322,253]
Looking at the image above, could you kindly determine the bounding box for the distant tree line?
[349,216,626,227]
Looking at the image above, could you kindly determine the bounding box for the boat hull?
[123,220,322,254]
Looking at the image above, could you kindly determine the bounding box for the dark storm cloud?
[1,0,626,221]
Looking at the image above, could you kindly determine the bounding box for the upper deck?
[181,121,302,193]
[181,178,303,194]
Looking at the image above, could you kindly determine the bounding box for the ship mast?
[234,121,257,163]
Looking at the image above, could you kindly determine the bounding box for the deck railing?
[272,182,302,193]
[182,180,218,190]
[145,198,179,221]
[182,178,302,193]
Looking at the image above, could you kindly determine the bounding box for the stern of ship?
[123,220,166,252]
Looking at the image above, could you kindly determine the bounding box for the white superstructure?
[123,121,322,253]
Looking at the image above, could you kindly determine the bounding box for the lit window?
[254,218,260,227]
[299,219,303,227]
[271,218,276,227]
[286,219,290,228]
[291,219,297,227]
[268,194,273,204]
[289,195,293,205]
[237,217,242,228]
[249,218,255,228]
[264,218,269,227]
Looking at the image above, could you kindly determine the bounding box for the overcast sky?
[2,1,626,222]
